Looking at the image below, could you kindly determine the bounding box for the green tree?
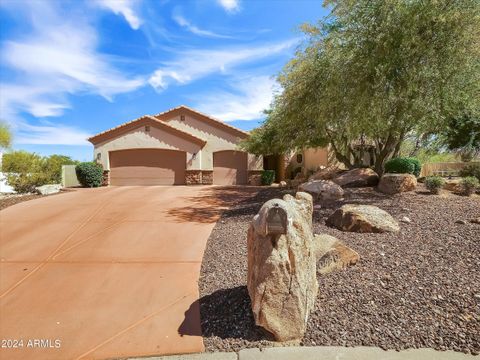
[44,154,78,183]
[243,0,480,174]
[0,121,12,149]
[442,113,480,161]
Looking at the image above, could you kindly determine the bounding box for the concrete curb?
[127,346,477,360]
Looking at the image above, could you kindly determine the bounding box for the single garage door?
[109,149,186,185]
[213,150,248,185]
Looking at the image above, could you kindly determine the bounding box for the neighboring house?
[88,105,263,186]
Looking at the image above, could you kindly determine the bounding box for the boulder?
[377,173,417,194]
[279,180,287,188]
[326,204,400,233]
[247,192,318,341]
[313,234,359,274]
[332,168,379,188]
[308,166,341,181]
[36,184,62,195]
[299,180,344,202]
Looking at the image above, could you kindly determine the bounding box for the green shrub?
[6,173,50,193]
[459,176,479,196]
[261,170,275,185]
[385,157,421,176]
[425,176,445,194]
[44,155,78,183]
[76,162,103,188]
[406,157,422,177]
[3,151,49,193]
[459,163,480,181]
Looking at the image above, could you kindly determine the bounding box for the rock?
[326,204,400,233]
[444,179,461,192]
[35,184,62,195]
[313,234,359,274]
[249,174,262,186]
[247,192,318,341]
[470,217,480,224]
[377,173,417,195]
[332,168,379,188]
[298,180,344,202]
[400,216,412,223]
[279,181,287,188]
[455,220,467,225]
[308,166,341,181]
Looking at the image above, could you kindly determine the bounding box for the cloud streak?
[173,14,231,38]
[148,38,298,91]
[95,0,142,29]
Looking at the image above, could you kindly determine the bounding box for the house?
[88,105,263,186]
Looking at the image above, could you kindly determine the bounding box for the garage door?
[109,149,186,185]
[213,150,248,185]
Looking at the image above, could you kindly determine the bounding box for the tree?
[243,0,480,174]
[441,113,480,161]
[0,121,12,149]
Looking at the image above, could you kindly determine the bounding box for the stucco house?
[88,105,263,186]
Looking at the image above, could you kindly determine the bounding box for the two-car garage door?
[109,149,186,186]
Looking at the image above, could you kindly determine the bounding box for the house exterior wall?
[93,125,203,171]
[303,147,329,174]
[161,113,263,171]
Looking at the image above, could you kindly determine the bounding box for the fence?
[420,162,479,177]
[62,165,81,187]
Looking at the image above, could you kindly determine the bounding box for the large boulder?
[314,234,359,274]
[326,204,400,233]
[308,166,341,181]
[36,184,62,195]
[247,192,318,341]
[332,168,379,188]
[377,173,417,194]
[299,180,344,202]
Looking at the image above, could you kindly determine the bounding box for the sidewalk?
[128,346,477,360]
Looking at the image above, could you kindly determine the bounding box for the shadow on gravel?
[179,286,272,341]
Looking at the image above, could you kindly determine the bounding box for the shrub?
[425,176,445,194]
[385,157,421,176]
[459,163,480,181]
[44,155,78,183]
[6,173,50,193]
[261,170,275,185]
[3,151,50,193]
[76,162,103,188]
[459,176,479,196]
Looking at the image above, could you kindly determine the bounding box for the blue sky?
[0,0,329,161]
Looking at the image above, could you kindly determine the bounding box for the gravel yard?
[199,185,480,354]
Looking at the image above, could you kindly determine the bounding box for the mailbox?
[266,204,288,235]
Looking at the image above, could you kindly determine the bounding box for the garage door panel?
[110,149,185,186]
[213,151,247,185]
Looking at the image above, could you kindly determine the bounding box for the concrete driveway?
[0,186,258,360]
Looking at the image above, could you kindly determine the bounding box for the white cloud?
[15,123,92,146]
[95,0,142,30]
[194,75,280,121]
[217,0,240,13]
[173,14,231,38]
[148,38,298,91]
[0,1,144,145]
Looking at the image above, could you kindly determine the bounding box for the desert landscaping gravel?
[199,185,480,354]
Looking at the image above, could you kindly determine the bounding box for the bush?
[425,176,445,194]
[76,162,103,188]
[459,163,480,181]
[6,173,50,193]
[385,157,421,176]
[44,155,78,183]
[3,151,50,193]
[261,170,275,185]
[459,176,479,196]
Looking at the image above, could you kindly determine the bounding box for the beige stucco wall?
[303,147,329,174]
[162,113,262,170]
[94,126,203,170]
[93,113,263,171]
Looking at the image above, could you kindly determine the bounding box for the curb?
[127,346,478,360]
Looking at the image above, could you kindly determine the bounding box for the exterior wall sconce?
[192,152,197,160]
[180,115,185,121]
[145,125,150,132]
[96,153,101,161]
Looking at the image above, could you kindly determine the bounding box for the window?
[180,115,185,121]
[145,125,150,132]
[296,153,303,163]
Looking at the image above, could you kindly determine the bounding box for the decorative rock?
[377,173,417,194]
[36,184,62,195]
[314,234,359,274]
[400,216,412,223]
[247,192,318,341]
[279,181,287,188]
[298,180,344,202]
[455,220,468,225]
[470,217,480,224]
[308,166,340,181]
[326,204,400,233]
[332,168,379,188]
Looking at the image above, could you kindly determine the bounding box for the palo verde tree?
[242,0,480,174]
